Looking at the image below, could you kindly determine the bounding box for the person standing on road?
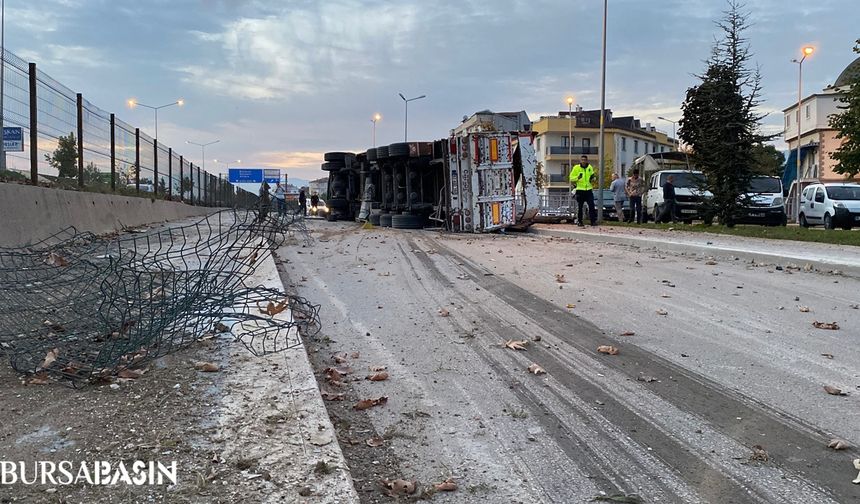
[609,173,627,222]
[258,181,271,222]
[659,175,679,223]
[273,182,286,215]
[569,155,597,227]
[310,192,320,211]
[298,188,307,216]
[625,169,646,223]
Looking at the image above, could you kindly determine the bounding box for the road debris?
[656,309,669,316]
[821,353,834,359]
[366,436,385,447]
[321,391,345,401]
[355,396,389,410]
[853,459,860,484]
[590,494,644,503]
[620,331,635,336]
[555,274,567,283]
[597,345,619,355]
[566,303,576,309]
[45,252,69,267]
[369,365,388,372]
[527,363,546,375]
[438,308,450,317]
[749,444,769,462]
[824,385,848,396]
[828,439,850,450]
[798,306,811,313]
[636,375,657,383]
[813,321,840,330]
[504,339,529,351]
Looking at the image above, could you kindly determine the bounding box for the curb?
[529,226,860,279]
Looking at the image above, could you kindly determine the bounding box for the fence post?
[168,147,172,198]
[76,93,84,187]
[153,140,159,196]
[135,128,140,193]
[179,155,184,203]
[28,63,37,185]
[197,166,201,206]
[109,113,116,191]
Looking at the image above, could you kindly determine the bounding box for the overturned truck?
[321,131,540,233]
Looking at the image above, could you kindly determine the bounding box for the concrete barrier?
[0,183,218,247]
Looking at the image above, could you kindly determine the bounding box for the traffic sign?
[263,168,281,184]
[228,168,263,183]
[3,127,23,152]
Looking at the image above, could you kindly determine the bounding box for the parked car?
[597,191,630,221]
[126,183,154,193]
[643,170,711,223]
[736,175,787,226]
[799,183,860,230]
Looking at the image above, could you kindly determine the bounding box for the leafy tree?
[158,177,168,194]
[829,39,860,178]
[83,162,106,185]
[45,132,78,178]
[679,1,772,226]
[751,144,786,176]
[181,176,194,194]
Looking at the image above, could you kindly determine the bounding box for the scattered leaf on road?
[824,385,848,396]
[332,353,349,364]
[828,439,850,450]
[27,372,50,385]
[704,260,718,266]
[566,303,576,309]
[366,372,389,381]
[321,391,344,401]
[656,309,668,316]
[438,308,450,317]
[366,436,385,447]
[749,445,769,462]
[39,348,59,369]
[555,274,567,283]
[636,375,657,383]
[45,252,69,267]
[355,396,388,410]
[350,351,360,359]
[380,479,417,497]
[813,321,840,330]
[798,306,810,313]
[597,345,619,355]
[434,478,458,491]
[504,339,528,351]
[369,365,388,372]
[527,363,546,375]
[821,353,834,360]
[117,368,144,379]
[620,331,635,336]
[194,362,220,372]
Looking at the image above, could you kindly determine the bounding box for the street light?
[0,0,7,171]
[566,96,574,180]
[791,45,814,223]
[657,116,678,151]
[186,139,220,173]
[371,113,381,147]
[213,158,241,172]
[398,93,426,142]
[127,98,184,142]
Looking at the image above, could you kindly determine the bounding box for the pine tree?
[829,39,860,178]
[45,132,78,178]
[679,1,772,226]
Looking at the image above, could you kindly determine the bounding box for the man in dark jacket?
[298,189,307,216]
[659,175,678,223]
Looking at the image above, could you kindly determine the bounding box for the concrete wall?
[0,183,217,247]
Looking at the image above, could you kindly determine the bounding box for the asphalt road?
[282,221,860,504]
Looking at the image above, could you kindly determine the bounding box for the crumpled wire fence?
[0,207,319,384]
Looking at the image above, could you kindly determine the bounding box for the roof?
[835,56,860,88]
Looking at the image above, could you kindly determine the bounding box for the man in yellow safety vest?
[569,155,597,226]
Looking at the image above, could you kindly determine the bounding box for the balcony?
[548,174,569,183]
[545,146,598,159]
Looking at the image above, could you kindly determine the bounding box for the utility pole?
[597,0,608,223]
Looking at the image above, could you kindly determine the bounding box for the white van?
[643,170,711,223]
[799,183,860,230]
[737,176,786,226]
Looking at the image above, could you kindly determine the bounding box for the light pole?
[186,139,219,173]
[127,98,184,143]
[791,46,814,223]
[596,0,608,223]
[657,116,678,151]
[566,96,574,177]
[0,0,6,171]
[398,93,426,142]
[371,113,381,147]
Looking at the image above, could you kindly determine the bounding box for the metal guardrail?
[538,193,577,216]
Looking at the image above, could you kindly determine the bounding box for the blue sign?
[3,127,23,152]
[228,167,282,184]
[228,168,263,183]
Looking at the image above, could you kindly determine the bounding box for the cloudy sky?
[8,0,858,182]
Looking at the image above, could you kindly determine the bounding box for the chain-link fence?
[0,48,254,207]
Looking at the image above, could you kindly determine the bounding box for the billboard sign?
[3,127,23,152]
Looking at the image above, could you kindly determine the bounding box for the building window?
[805,105,810,119]
[582,138,590,150]
[634,140,639,154]
[561,135,574,147]
[785,115,790,127]
[621,137,627,151]
[661,146,666,153]
[644,142,649,153]
[621,163,626,176]
[561,163,570,175]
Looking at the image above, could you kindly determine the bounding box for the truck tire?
[379,213,393,227]
[366,148,378,161]
[376,146,389,159]
[321,162,344,171]
[389,142,410,157]
[369,213,381,226]
[324,152,354,162]
[391,213,423,229]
